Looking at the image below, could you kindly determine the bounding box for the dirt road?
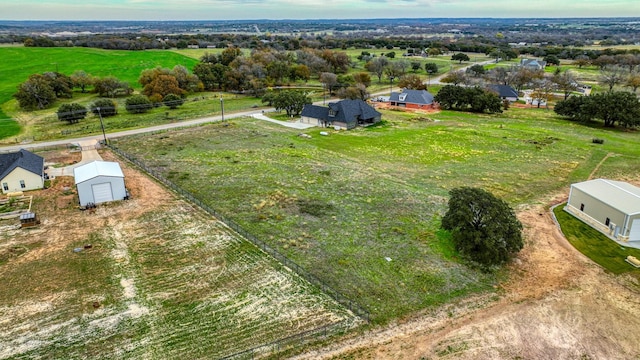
[293,194,640,360]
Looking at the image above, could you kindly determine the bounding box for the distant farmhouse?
[565,179,640,246]
[487,85,519,102]
[300,99,381,130]
[389,89,435,109]
[0,149,44,194]
[520,58,546,70]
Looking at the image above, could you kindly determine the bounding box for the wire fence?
[108,144,370,358]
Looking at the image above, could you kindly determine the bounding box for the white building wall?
[1,167,43,193]
[76,176,126,206]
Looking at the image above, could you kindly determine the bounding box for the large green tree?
[14,74,57,110]
[434,85,502,113]
[268,90,311,117]
[555,91,640,127]
[451,52,470,63]
[441,187,523,266]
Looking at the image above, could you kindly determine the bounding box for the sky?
[0,0,638,21]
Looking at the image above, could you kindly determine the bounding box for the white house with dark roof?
[300,99,381,130]
[0,149,44,193]
[520,58,547,70]
[565,179,640,246]
[74,161,127,206]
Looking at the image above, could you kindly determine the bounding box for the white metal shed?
[74,161,126,207]
[566,179,640,243]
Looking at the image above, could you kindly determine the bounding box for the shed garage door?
[630,219,640,241]
[92,182,113,204]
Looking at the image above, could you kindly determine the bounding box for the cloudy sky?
[1,0,637,20]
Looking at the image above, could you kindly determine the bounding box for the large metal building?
[74,161,126,207]
[566,179,640,244]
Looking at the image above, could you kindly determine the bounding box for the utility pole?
[220,94,225,122]
[96,107,108,145]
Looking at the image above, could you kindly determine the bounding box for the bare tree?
[552,70,579,100]
[599,65,626,92]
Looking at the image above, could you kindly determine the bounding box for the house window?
[605,218,610,226]
[328,109,336,117]
[2,182,7,191]
[20,180,26,189]
[580,203,585,211]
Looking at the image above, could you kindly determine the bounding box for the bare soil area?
[293,193,640,360]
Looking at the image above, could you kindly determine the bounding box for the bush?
[57,103,88,124]
[125,95,153,114]
[163,93,185,109]
[90,99,117,117]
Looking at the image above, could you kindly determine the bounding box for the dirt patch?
[39,149,82,167]
[293,193,640,360]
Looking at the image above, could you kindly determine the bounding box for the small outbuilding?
[565,179,640,244]
[74,161,126,207]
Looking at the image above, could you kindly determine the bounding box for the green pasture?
[554,206,640,277]
[111,107,640,323]
[0,47,199,139]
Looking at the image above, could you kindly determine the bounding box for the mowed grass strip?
[0,199,355,359]
[553,206,640,277]
[112,107,640,323]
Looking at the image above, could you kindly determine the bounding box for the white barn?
[74,161,127,207]
[565,179,640,245]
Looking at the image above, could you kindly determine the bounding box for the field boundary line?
[108,143,370,357]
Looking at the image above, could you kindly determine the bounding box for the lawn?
[111,106,640,323]
[553,205,640,277]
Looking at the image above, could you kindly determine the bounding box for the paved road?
[0,109,261,152]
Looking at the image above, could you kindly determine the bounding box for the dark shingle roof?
[301,104,329,119]
[302,100,381,128]
[0,149,44,180]
[488,85,519,98]
[390,89,434,105]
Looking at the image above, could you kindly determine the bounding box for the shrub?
[90,99,117,117]
[163,93,185,109]
[125,95,153,114]
[57,103,88,124]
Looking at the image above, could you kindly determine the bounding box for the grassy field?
[0,47,200,140]
[0,47,491,142]
[0,165,357,359]
[111,106,640,323]
[553,206,640,276]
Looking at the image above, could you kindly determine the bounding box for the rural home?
[520,58,547,70]
[74,160,127,207]
[565,179,640,245]
[300,99,381,130]
[487,84,519,102]
[389,89,435,109]
[0,149,44,194]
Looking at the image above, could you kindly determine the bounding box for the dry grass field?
[0,150,359,359]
